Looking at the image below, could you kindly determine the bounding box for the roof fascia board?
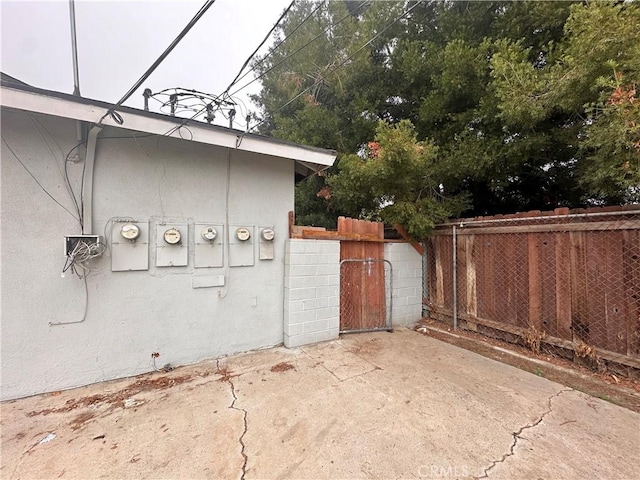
[0,86,336,166]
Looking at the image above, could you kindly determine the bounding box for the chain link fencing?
[423,207,640,376]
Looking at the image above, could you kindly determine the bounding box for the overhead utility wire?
[222,0,296,95]
[98,0,217,125]
[229,0,370,98]
[225,0,325,93]
[248,1,421,133]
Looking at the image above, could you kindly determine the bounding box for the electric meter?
[235,227,251,241]
[261,228,275,241]
[163,228,181,245]
[120,223,140,241]
[201,226,217,242]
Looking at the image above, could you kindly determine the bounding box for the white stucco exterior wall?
[385,243,423,326]
[1,109,296,400]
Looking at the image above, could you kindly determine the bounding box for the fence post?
[452,225,458,330]
[422,242,429,318]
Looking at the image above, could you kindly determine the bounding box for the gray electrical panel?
[259,227,276,260]
[229,225,255,267]
[194,223,224,268]
[111,221,149,271]
[155,223,188,267]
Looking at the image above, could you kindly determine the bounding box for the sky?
[0,0,292,129]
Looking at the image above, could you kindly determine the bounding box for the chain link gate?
[340,259,392,333]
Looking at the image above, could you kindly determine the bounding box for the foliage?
[328,120,467,238]
[251,0,639,236]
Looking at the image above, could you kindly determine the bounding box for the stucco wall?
[1,109,294,400]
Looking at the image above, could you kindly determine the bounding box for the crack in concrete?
[217,359,249,480]
[478,388,573,479]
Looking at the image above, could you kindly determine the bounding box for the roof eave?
[0,84,337,168]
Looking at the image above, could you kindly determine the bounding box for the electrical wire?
[166,0,368,135]
[62,238,106,278]
[2,135,79,221]
[222,0,296,95]
[232,0,326,89]
[229,0,370,98]
[26,114,85,227]
[247,1,421,134]
[49,276,89,326]
[98,0,217,126]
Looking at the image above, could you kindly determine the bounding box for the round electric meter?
[120,223,140,240]
[261,228,275,241]
[235,227,251,241]
[201,226,217,241]
[163,228,181,245]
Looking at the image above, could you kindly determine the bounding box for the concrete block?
[327,296,339,307]
[284,276,305,289]
[316,285,338,298]
[284,322,305,336]
[306,254,332,265]
[316,329,339,342]
[289,287,317,301]
[327,274,340,286]
[287,253,307,266]
[304,319,329,333]
[316,264,339,276]
[284,300,304,314]
[303,275,329,287]
[316,306,339,320]
[289,265,316,277]
[288,240,318,254]
[291,310,317,324]
[316,241,340,254]
[285,332,318,348]
[303,297,328,311]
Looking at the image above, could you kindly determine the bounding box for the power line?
[248,1,422,134]
[225,0,325,94]
[222,0,296,95]
[2,135,80,221]
[99,0,217,126]
[229,0,370,98]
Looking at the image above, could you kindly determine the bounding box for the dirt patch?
[215,363,238,382]
[270,362,295,373]
[348,337,383,357]
[25,371,210,418]
[70,411,96,431]
[417,319,640,413]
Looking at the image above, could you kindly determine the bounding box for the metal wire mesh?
[423,209,640,369]
[340,259,392,333]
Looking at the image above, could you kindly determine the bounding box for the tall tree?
[250,0,637,236]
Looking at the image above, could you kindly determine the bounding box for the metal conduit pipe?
[81,125,102,234]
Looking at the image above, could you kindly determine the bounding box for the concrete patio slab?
[1,328,638,479]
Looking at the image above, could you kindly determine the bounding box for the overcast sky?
[1,0,291,128]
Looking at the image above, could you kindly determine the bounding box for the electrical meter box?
[111,222,149,271]
[259,227,276,260]
[194,223,224,268]
[156,223,188,267]
[229,225,255,267]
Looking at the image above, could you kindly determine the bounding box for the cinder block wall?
[284,239,340,347]
[384,243,423,326]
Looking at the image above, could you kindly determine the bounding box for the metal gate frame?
[340,258,393,334]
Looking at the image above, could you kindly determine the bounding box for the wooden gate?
[338,217,391,333]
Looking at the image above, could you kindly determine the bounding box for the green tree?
[491,0,640,202]
[328,120,467,238]
[251,1,637,234]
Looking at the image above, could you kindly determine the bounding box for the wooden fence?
[424,206,640,373]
